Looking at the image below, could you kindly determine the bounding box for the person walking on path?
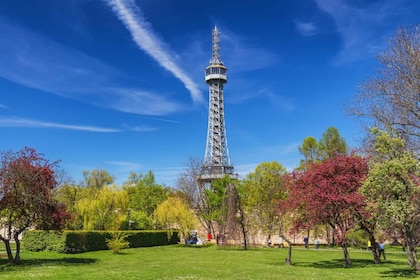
[304,237,309,249]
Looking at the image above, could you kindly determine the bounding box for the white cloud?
[315,0,405,64]
[105,0,203,104]
[0,17,185,117]
[295,20,318,36]
[0,117,119,132]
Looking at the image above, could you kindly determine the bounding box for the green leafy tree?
[76,185,128,230]
[361,130,420,270]
[298,136,319,168]
[318,126,348,159]
[154,197,198,241]
[123,171,169,229]
[242,161,287,237]
[82,168,114,191]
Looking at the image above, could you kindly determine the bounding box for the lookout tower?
[199,27,236,183]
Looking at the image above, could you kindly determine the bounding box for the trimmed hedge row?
[24,230,179,253]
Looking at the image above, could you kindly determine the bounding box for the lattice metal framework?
[200,27,235,182]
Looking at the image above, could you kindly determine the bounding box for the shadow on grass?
[294,258,406,269]
[0,257,97,271]
[380,268,419,278]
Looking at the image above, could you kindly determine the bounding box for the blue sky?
[0,0,418,186]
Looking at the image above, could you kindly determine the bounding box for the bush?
[24,230,179,253]
[106,232,129,254]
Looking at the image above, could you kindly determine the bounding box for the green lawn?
[0,244,418,279]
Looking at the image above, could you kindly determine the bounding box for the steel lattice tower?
[199,27,235,182]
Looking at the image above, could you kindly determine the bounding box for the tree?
[348,25,420,154]
[298,136,319,168]
[175,157,214,234]
[286,154,369,268]
[360,130,420,270]
[75,185,128,230]
[242,162,287,238]
[123,171,169,229]
[317,127,348,159]
[0,147,69,264]
[82,168,114,190]
[154,197,198,241]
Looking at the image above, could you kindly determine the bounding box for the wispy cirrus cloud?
[105,0,203,104]
[219,27,280,72]
[0,17,184,117]
[295,20,318,36]
[0,117,119,132]
[315,0,408,64]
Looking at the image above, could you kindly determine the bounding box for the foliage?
[298,127,348,170]
[317,127,348,159]
[106,232,129,254]
[0,147,70,264]
[242,161,287,236]
[123,171,169,229]
[348,25,420,154]
[75,185,128,230]
[23,230,180,254]
[360,130,420,270]
[82,168,114,190]
[23,230,67,252]
[285,153,369,267]
[298,136,319,167]
[154,197,197,240]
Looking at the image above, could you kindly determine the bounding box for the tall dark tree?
[0,147,70,264]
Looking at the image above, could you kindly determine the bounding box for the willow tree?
[154,197,198,242]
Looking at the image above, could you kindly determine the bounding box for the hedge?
[24,230,179,253]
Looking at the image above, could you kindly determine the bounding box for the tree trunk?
[279,232,293,265]
[341,243,352,268]
[13,235,21,264]
[369,237,381,264]
[2,239,14,263]
[406,234,420,270]
[285,240,293,265]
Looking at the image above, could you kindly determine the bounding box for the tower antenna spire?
[211,26,223,65]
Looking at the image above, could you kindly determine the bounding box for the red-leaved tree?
[285,153,369,268]
[0,147,70,264]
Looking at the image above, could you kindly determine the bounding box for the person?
[315,239,319,249]
[207,232,212,241]
[216,233,220,245]
[367,240,372,251]
[304,237,309,249]
[378,242,386,260]
[266,235,272,248]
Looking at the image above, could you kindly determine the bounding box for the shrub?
[106,232,129,254]
[24,230,179,253]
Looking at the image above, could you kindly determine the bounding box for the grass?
[0,244,418,279]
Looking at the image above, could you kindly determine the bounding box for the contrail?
[105,0,203,104]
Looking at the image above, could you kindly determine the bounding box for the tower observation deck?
[199,27,236,183]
